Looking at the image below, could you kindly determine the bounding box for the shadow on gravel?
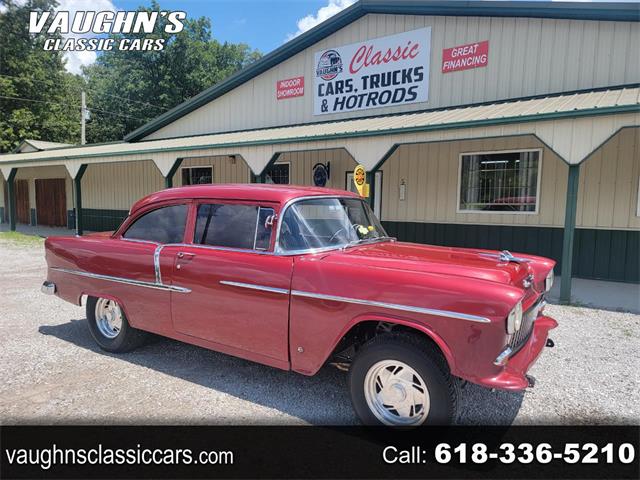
[39,319,524,425]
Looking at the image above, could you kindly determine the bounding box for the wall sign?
[314,27,431,116]
[442,40,489,73]
[277,76,305,100]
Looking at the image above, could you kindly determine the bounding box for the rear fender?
[80,291,134,327]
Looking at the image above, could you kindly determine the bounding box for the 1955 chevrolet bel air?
[42,184,557,426]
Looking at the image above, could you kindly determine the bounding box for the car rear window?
[123,204,188,244]
[195,204,274,250]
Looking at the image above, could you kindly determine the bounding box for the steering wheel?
[328,227,346,244]
[328,223,364,244]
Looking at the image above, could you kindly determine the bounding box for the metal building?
[1,1,639,303]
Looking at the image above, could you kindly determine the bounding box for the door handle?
[176,252,196,270]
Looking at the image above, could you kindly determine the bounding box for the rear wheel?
[348,333,459,426]
[86,296,147,352]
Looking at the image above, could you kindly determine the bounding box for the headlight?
[507,301,523,334]
[545,270,554,292]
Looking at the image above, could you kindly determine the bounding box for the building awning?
[1,85,638,167]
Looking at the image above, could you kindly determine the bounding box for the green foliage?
[0,0,262,151]
[0,231,45,245]
[84,1,261,143]
[0,0,81,152]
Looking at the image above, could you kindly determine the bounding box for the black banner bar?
[1,426,638,479]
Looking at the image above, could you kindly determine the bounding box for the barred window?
[264,163,290,184]
[459,150,541,213]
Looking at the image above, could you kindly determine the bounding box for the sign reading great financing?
[314,28,431,116]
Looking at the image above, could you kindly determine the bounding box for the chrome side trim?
[153,244,164,284]
[121,238,159,246]
[290,290,492,323]
[165,243,274,255]
[219,280,289,295]
[51,267,191,293]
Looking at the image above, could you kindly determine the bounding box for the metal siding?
[177,155,251,185]
[142,14,640,140]
[82,160,164,210]
[280,148,356,189]
[380,135,567,226]
[576,127,640,230]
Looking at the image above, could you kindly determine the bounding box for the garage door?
[35,179,67,227]
[15,180,30,224]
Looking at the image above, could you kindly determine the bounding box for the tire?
[348,333,459,426]
[86,296,148,352]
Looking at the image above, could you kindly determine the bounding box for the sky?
[3,0,636,74]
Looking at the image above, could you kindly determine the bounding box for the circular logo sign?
[312,163,328,187]
[316,50,343,81]
[353,165,366,187]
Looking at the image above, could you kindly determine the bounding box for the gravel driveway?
[1,238,638,425]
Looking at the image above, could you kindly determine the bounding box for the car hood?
[323,241,533,287]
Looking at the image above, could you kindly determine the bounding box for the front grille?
[509,296,544,351]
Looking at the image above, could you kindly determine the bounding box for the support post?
[74,164,88,236]
[164,158,183,188]
[7,168,17,231]
[366,169,377,211]
[560,164,580,304]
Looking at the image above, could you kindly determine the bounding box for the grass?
[0,231,45,245]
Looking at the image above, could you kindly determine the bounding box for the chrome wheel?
[364,360,430,426]
[94,298,123,339]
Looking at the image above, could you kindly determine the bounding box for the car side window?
[195,204,275,250]
[123,204,188,244]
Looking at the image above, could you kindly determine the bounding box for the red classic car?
[42,184,557,426]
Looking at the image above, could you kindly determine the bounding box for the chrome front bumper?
[41,281,56,295]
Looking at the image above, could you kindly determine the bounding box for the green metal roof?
[3,85,638,166]
[124,0,640,142]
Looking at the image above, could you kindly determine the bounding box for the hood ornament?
[479,250,531,264]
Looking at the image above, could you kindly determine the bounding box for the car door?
[106,202,190,333]
[165,201,293,365]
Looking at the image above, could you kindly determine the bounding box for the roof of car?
[130,184,361,213]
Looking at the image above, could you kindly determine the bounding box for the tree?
[0,0,81,152]
[83,1,261,143]
[0,0,262,150]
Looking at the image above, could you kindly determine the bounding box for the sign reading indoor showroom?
[276,76,305,100]
[314,27,431,115]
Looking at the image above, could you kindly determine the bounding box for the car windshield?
[278,197,391,252]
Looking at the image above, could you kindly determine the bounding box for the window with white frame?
[182,166,213,185]
[264,162,290,184]
[458,150,541,213]
[637,176,640,217]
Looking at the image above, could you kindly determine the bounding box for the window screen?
[264,163,290,184]
[195,204,275,250]
[123,204,188,244]
[459,151,540,212]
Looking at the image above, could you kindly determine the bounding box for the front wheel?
[86,296,147,352]
[348,333,459,426]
